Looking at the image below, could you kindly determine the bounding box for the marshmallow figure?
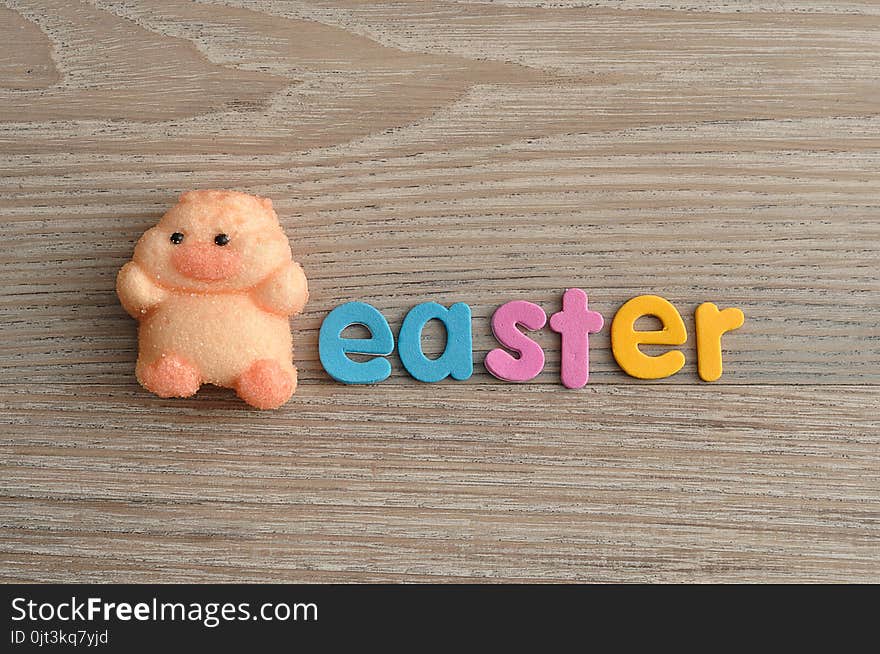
[117,190,308,409]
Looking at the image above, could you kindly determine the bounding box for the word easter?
[319,290,744,386]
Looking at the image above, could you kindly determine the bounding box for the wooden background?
[1,0,878,583]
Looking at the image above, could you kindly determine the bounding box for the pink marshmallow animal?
[117,190,308,409]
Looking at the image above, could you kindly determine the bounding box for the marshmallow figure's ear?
[179,190,196,204]
[259,196,273,211]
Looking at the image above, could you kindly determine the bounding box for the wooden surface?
[1,0,878,583]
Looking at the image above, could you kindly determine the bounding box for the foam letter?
[695,302,744,382]
[398,302,473,382]
[319,301,394,384]
[485,301,547,382]
[548,288,605,389]
[611,295,686,379]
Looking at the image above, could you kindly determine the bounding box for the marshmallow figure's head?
[133,190,292,292]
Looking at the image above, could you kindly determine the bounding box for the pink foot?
[236,360,297,410]
[137,353,201,398]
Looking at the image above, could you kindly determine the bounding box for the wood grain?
[1,0,878,582]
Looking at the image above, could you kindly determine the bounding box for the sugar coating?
[117,190,308,409]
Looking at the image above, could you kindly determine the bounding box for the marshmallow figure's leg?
[236,359,297,410]
[137,353,202,398]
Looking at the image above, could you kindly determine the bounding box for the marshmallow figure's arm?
[117,261,168,318]
[252,261,309,317]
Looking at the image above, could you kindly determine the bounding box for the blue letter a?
[398,302,473,383]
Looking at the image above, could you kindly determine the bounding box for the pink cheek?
[171,243,242,281]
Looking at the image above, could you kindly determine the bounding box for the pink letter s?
[484,301,547,382]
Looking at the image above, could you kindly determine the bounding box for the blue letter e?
[319,302,394,384]
[398,302,473,383]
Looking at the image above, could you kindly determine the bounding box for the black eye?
[214,233,230,246]
[170,232,184,245]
